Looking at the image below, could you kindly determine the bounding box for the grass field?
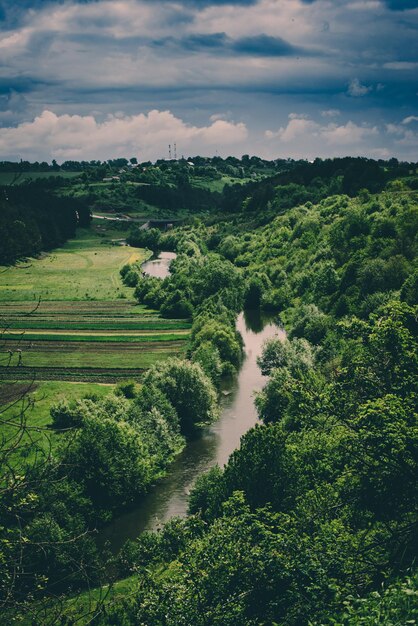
[0,380,112,430]
[0,380,115,468]
[2,341,185,369]
[0,224,189,382]
[0,229,149,302]
[191,175,254,193]
[3,331,189,342]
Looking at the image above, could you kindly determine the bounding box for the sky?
[0,0,417,163]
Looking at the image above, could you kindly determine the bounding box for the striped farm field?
[1,342,185,370]
[0,228,189,382]
[2,332,189,342]
[1,319,190,331]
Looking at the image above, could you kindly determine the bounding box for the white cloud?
[347,78,372,97]
[321,109,341,117]
[321,121,378,145]
[386,123,404,135]
[347,1,381,10]
[383,62,418,70]
[386,127,418,147]
[265,114,319,142]
[385,118,418,147]
[288,112,310,120]
[0,109,248,161]
[194,0,313,42]
[395,130,418,146]
[369,147,391,159]
[402,115,418,124]
[265,114,380,158]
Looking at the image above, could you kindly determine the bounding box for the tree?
[63,416,154,509]
[192,320,242,369]
[143,359,218,432]
[191,342,222,385]
[257,336,315,376]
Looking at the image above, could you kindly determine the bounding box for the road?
[92,214,147,225]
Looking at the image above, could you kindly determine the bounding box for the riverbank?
[100,309,285,552]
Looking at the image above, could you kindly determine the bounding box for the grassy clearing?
[1,380,112,429]
[0,229,148,302]
[0,380,113,466]
[10,573,140,626]
[191,175,253,193]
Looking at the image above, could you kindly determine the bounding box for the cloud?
[0,109,248,161]
[174,0,257,5]
[232,34,297,56]
[300,0,418,7]
[321,120,378,145]
[381,0,418,10]
[321,109,341,117]
[153,32,298,57]
[0,89,29,124]
[265,114,379,153]
[385,116,418,148]
[266,114,318,142]
[0,0,417,162]
[347,78,372,97]
[384,62,418,70]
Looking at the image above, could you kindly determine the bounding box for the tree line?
[0,186,91,264]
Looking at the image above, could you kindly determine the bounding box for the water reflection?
[100,310,285,551]
[242,308,279,334]
[141,251,176,279]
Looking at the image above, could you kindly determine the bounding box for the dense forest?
[0,187,91,264]
[0,155,417,624]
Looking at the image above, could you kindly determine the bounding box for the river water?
[141,251,177,279]
[100,254,284,552]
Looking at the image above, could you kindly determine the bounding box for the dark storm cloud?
[153,32,229,52]
[0,76,55,93]
[170,0,257,4]
[233,34,297,56]
[300,0,418,7]
[152,32,299,57]
[382,1,418,9]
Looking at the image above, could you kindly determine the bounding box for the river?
[141,251,177,279]
[100,254,284,552]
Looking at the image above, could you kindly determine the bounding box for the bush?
[64,416,154,509]
[143,359,218,432]
[50,399,86,429]
[115,381,137,399]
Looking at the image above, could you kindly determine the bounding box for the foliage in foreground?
[0,356,217,616]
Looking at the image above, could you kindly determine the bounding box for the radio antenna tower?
[174,143,177,160]
[168,144,172,160]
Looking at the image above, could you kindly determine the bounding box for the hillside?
[0,156,417,625]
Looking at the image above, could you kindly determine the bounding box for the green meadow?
[0,224,189,383]
[0,380,114,468]
[0,229,149,302]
